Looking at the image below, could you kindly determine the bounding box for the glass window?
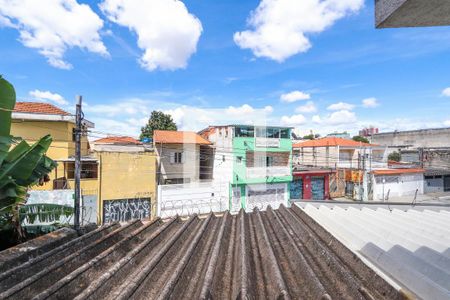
[235,126,254,137]
[280,128,289,138]
[255,127,265,138]
[267,128,280,138]
[266,156,274,167]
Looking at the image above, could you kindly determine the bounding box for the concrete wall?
[372,173,424,201]
[155,143,200,184]
[376,0,450,28]
[11,119,91,191]
[293,146,387,169]
[424,176,444,193]
[371,127,450,149]
[95,151,157,222]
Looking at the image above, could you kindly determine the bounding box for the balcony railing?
[255,137,280,148]
[246,166,290,179]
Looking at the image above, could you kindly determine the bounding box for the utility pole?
[74,95,83,232]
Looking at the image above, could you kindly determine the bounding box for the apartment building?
[200,125,293,212]
[153,130,211,185]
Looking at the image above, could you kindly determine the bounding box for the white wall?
[157,181,229,218]
[245,183,288,212]
[373,173,424,201]
[155,143,200,183]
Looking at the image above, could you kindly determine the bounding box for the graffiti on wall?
[103,198,151,223]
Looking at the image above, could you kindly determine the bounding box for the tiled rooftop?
[372,168,425,175]
[14,102,71,116]
[300,203,450,299]
[93,136,142,145]
[153,130,211,145]
[0,206,403,299]
[293,137,377,148]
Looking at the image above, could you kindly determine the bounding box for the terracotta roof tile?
[153,130,211,145]
[372,168,425,175]
[93,136,142,145]
[14,102,70,116]
[293,137,377,148]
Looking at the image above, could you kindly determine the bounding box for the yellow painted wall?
[10,120,92,191]
[94,151,157,222]
[10,119,157,224]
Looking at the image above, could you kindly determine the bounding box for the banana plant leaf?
[0,76,57,236]
[0,135,53,184]
[0,76,15,166]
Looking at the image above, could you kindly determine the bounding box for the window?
[266,156,274,167]
[266,128,280,138]
[66,161,98,179]
[235,126,254,137]
[164,178,188,184]
[222,155,226,162]
[255,127,284,138]
[170,152,183,164]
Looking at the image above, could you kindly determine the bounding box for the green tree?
[140,111,177,140]
[0,76,57,239]
[388,151,401,162]
[303,134,314,140]
[352,135,369,143]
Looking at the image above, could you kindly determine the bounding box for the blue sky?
[1,0,450,138]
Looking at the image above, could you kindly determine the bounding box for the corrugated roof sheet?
[300,203,450,300]
[14,102,71,116]
[153,130,211,145]
[0,206,405,300]
[293,137,377,148]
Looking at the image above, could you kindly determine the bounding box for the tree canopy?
[388,151,401,162]
[352,135,369,144]
[140,111,177,140]
[303,133,320,140]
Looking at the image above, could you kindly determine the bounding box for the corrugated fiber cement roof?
[300,203,450,300]
[0,205,406,300]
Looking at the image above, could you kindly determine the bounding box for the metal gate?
[445,175,450,192]
[290,178,303,200]
[311,176,324,200]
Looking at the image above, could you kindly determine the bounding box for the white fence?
[22,190,97,226]
[157,181,229,218]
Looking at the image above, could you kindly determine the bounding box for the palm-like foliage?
[0,76,57,237]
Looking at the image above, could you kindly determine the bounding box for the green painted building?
[200,125,293,212]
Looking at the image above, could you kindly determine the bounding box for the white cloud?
[226,104,255,115]
[444,120,450,127]
[234,0,363,62]
[442,87,450,97]
[280,114,307,126]
[100,0,202,71]
[362,97,379,108]
[312,115,322,124]
[325,110,357,125]
[296,101,317,113]
[29,90,68,105]
[264,105,274,113]
[327,101,354,111]
[83,98,150,117]
[0,0,108,69]
[280,90,310,103]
